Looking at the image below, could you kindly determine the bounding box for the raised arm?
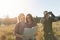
[48,12,59,22]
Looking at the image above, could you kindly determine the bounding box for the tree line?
[0,16,60,25]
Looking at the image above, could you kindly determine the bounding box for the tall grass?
[0,21,60,40]
[36,21,60,40]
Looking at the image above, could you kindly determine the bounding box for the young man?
[42,11,59,40]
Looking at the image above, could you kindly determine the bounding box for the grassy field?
[0,24,15,40]
[36,21,60,40]
[0,21,60,40]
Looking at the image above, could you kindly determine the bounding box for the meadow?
[0,24,15,40]
[36,21,60,40]
[0,21,60,40]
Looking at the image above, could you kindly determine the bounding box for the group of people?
[15,11,59,40]
[15,13,37,40]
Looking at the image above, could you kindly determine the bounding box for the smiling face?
[18,13,25,23]
[26,16,31,22]
[26,14,33,23]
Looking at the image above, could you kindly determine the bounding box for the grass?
[0,24,15,40]
[0,21,60,40]
[36,21,60,40]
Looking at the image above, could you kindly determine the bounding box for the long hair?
[26,14,33,23]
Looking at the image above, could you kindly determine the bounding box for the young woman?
[23,14,38,40]
[15,13,26,40]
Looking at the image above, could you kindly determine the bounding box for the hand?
[16,34,24,38]
[19,35,24,38]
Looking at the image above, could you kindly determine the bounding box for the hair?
[18,13,25,22]
[43,11,48,15]
[43,11,50,22]
[26,14,33,23]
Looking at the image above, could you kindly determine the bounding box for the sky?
[0,0,60,18]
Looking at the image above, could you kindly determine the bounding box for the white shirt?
[23,26,38,40]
